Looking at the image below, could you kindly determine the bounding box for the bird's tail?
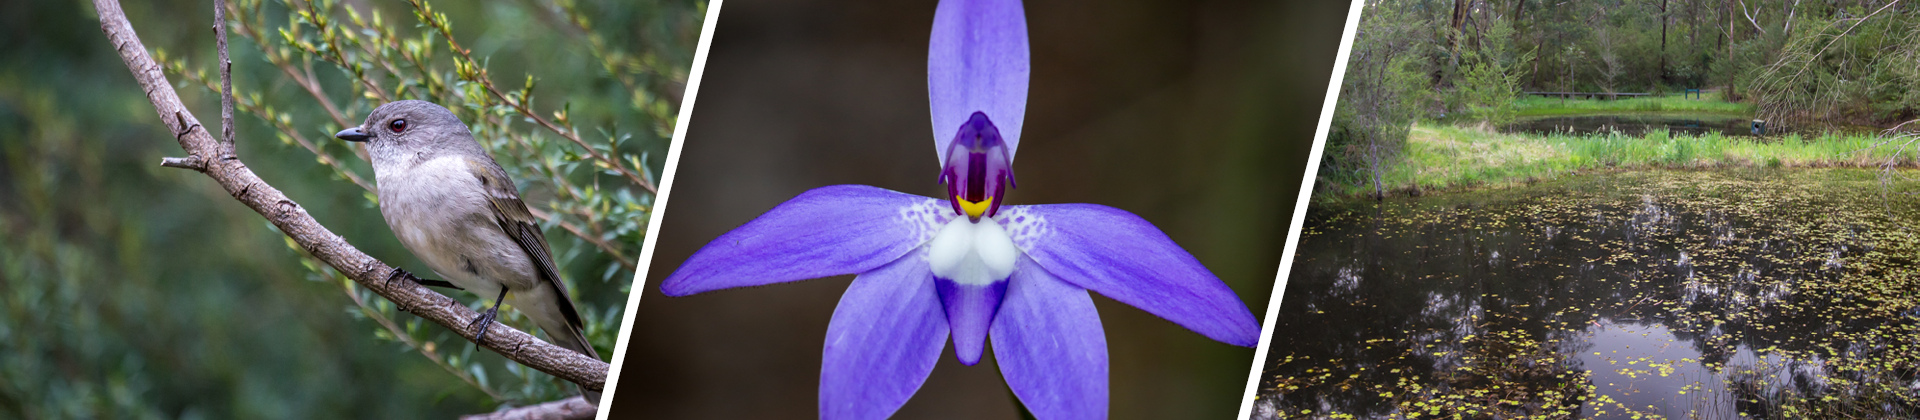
[544,320,603,405]
[516,288,604,405]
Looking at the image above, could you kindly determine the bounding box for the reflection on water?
[1578,322,1741,417]
[1255,169,1920,419]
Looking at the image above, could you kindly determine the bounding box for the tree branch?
[214,0,234,147]
[1738,0,1767,37]
[160,156,208,170]
[460,396,597,420]
[93,0,607,394]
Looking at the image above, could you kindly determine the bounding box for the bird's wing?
[464,157,586,330]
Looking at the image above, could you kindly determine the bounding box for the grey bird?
[335,100,601,403]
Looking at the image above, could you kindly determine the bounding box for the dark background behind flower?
[0,0,696,417]
[612,0,1347,417]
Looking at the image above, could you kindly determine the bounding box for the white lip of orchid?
[928,214,1018,286]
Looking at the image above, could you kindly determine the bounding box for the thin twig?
[483,112,636,269]
[227,0,351,129]
[160,156,208,170]
[215,0,234,146]
[538,207,633,270]
[168,65,375,191]
[224,0,371,165]
[339,278,508,401]
[409,0,656,194]
[537,0,683,105]
[1773,0,1900,89]
[297,0,393,101]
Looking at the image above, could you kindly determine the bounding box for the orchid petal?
[820,249,949,420]
[934,280,1006,365]
[929,0,1029,164]
[991,255,1107,420]
[661,185,948,296]
[999,205,1260,347]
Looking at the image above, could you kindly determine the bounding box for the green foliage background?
[0,0,698,417]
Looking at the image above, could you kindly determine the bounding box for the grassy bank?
[1322,122,1909,198]
[1510,92,1753,117]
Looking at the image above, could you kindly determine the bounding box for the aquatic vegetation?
[1318,123,1909,199]
[1508,95,1754,118]
[1263,169,1920,419]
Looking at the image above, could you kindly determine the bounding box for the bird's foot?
[385,267,410,289]
[469,305,501,343]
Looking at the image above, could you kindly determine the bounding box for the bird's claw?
[469,306,500,343]
[385,267,410,289]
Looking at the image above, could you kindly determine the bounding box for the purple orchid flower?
[659,0,1259,418]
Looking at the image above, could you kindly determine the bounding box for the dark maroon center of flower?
[939,112,1016,223]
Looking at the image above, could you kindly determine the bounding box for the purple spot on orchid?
[658,0,1259,418]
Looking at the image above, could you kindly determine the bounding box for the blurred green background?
[0,0,696,417]
[612,0,1348,418]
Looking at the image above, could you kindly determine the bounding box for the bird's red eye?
[388,119,407,133]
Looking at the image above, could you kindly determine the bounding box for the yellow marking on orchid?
[958,196,993,220]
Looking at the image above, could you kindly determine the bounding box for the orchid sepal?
[929,0,1030,165]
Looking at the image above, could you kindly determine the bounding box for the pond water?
[1503,115,1758,137]
[1255,169,1920,419]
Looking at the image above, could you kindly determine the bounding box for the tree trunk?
[1449,0,1471,51]
[1529,3,1545,88]
[1725,0,1735,96]
[1690,0,1699,66]
[1661,0,1670,83]
[1370,137,1386,200]
[1447,0,1474,72]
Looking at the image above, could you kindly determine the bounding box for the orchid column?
[659,0,1260,418]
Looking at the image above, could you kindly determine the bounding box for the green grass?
[1510,92,1753,117]
[1324,122,1907,198]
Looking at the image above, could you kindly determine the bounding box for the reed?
[1509,93,1754,118]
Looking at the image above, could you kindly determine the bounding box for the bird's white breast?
[374,156,535,293]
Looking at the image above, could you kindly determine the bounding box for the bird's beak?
[335,127,371,142]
